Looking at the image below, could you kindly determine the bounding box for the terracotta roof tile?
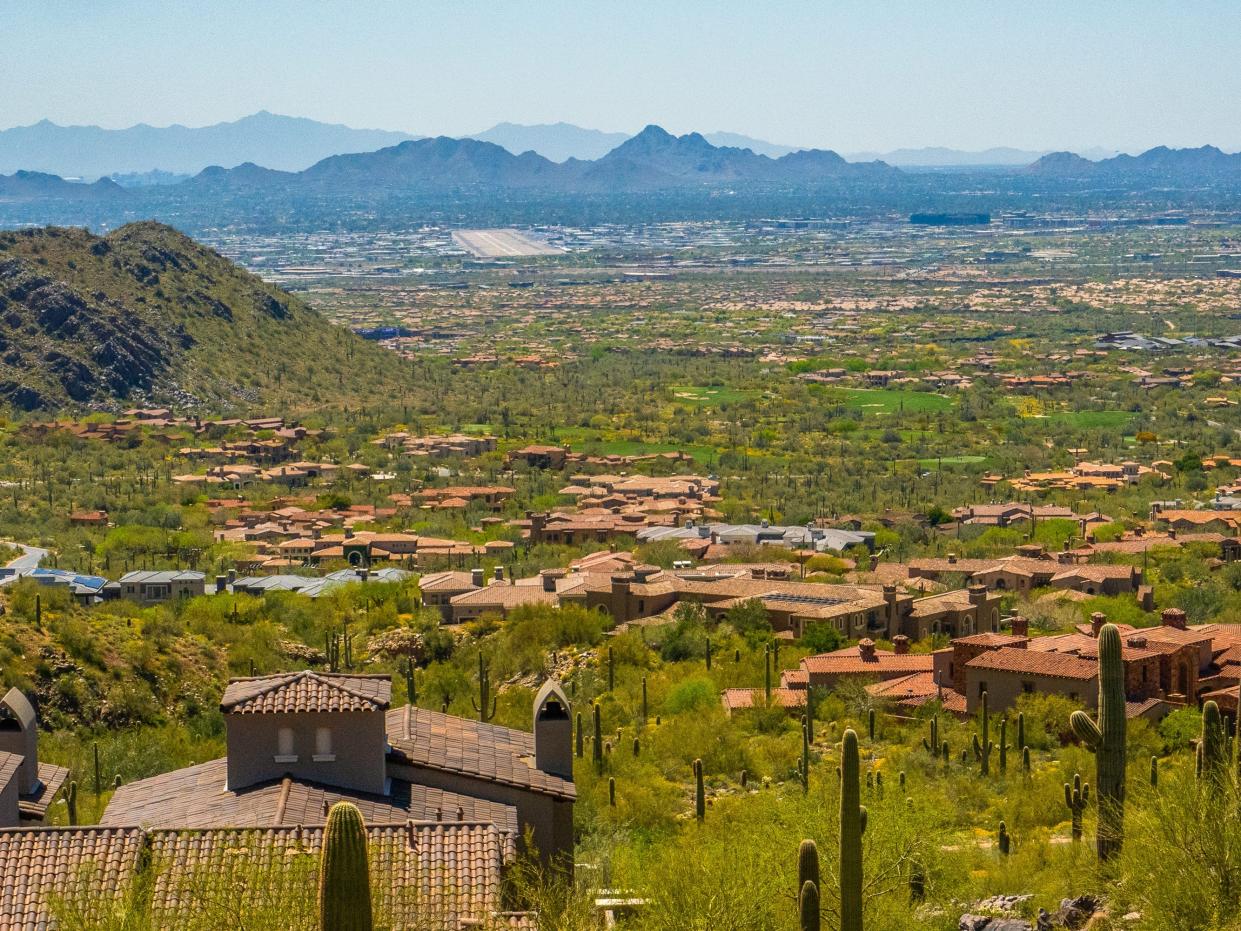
[965,647,1098,681]
[101,758,518,837]
[386,706,575,801]
[0,826,146,929]
[1,822,516,930]
[221,672,392,715]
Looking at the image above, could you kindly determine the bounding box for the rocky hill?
[0,222,408,411]
[1028,145,1241,180]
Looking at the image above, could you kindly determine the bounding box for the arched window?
[314,727,335,761]
[276,727,296,762]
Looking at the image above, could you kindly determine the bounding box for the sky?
[2,0,1240,153]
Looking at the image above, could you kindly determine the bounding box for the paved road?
[0,543,48,584]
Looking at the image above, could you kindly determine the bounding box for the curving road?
[0,543,49,585]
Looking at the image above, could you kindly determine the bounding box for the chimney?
[1011,615,1029,638]
[858,638,877,661]
[215,575,227,594]
[968,584,987,606]
[541,569,564,593]
[947,553,958,565]
[532,681,573,779]
[1090,612,1106,637]
[227,569,237,585]
[358,568,369,582]
[494,566,504,583]
[471,568,484,588]
[869,554,879,571]
[0,689,41,796]
[1167,528,1177,540]
[892,635,910,655]
[1161,607,1187,631]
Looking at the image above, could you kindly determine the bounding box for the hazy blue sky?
[3,0,1239,152]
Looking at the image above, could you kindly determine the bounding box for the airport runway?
[451,228,564,258]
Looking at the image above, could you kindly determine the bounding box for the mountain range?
[0,222,408,410]
[845,146,1119,168]
[0,111,417,178]
[174,125,896,196]
[469,122,801,162]
[1028,145,1241,180]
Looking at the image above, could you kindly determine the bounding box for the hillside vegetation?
[0,222,409,411]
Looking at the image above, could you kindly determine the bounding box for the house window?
[978,681,988,697]
[1022,682,1035,694]
[314,727,335,762]
[275,727,297,763]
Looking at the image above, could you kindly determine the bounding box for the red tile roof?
[220,672,392,715]
[965,647,1098,681]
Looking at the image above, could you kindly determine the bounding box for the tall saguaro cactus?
[839,728,866,931]
[471,652,497,722]
[693,758,706,821]
[1064,773,1090,842]
[592,702,603,772]
[1069,622,1126,860]
[972,691,993,776]
[318,802,374,931]
[1198,699,1226,783]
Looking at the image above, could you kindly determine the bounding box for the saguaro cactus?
[693,758,706,821]
[972,691,993,776]
[471,653,497,723]
[318,802,373,931]
[839,728,866,931]
[592,703,603,772]
[998,717,1008,774]
[1149,755,1158,788]
[1069,622,1126,860]
[66,780,77,826]
[923,715,939,755]
[1198,700,1226,783]
[1022,746,1031,775]
[867,707,876,741]
[801,718,811,793]
[1064,773,1090,842]
[997,821,1011,856]
[798,838,820,900]
[799,880,821,931]
[764,644,773,703]
[607,647,615,691]
[641,676,648,725]
[1016,712,1026,755]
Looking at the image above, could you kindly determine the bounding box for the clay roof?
[952,632,1028,648]
[801,651,934,675]
[0,826,146,929]
[101,758,518,836]
[418,571,480,592]
[0,752,21,794]
[965,647,1098,681]
[720,688,807,711]
[387,705,575,801]
[20,764,70,822]
[448,585,558,610]
[220,673,392,715]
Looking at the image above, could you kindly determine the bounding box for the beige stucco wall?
[225,709,387,794]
